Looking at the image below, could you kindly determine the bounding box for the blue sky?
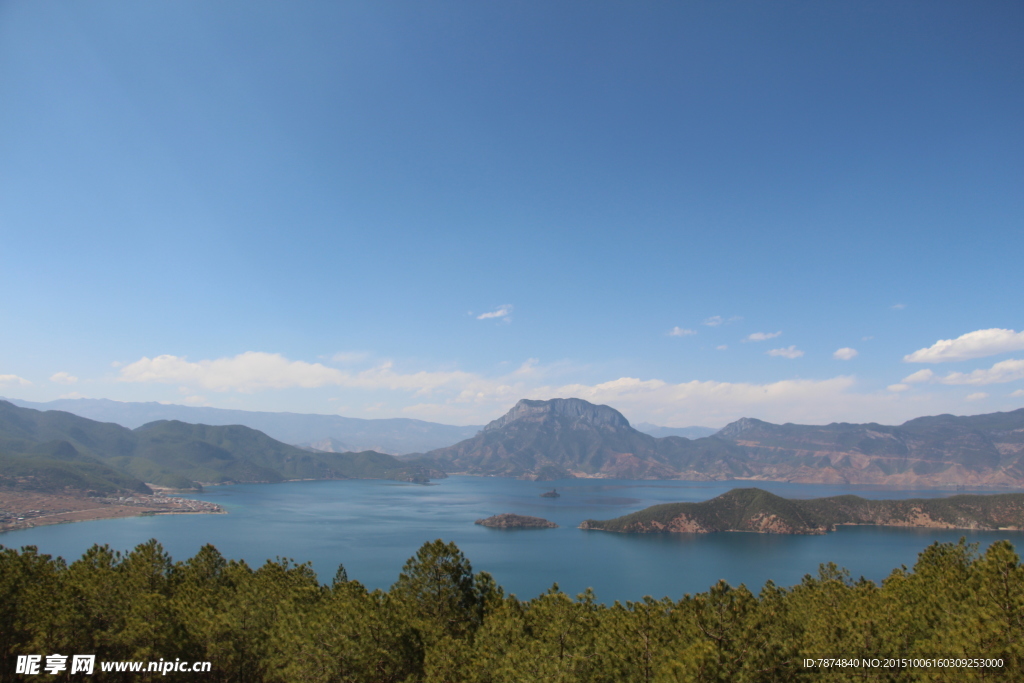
[1,1,1022,427]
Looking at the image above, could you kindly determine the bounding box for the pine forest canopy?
[0,537,1020,681]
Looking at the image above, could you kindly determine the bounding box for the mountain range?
[414,398,1024,487]
[0,397,703,453]
[2,398,481,455]
[0,400,438,493]
[5,396,1023,492]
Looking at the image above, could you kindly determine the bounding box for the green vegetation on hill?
[475,513,558,528]
[715,408,1024,484]
[6,396,483,453]
[0,537,1019,681]
[0,453,150,495]
[0,401,437,492]
[581,488,1024,534]
[802,492,1024,530]
[581,488,830,534]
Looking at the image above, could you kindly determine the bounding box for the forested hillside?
[0,538,1019,681]
[581,488,1024,535]
[0,401,437,492]
[5,397,482,454]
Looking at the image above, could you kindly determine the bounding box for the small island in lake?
[579,488,1024,536]
[540,489,560,498]
[475,513,558,529]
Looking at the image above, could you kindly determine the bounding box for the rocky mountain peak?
[483,398,632,432]
[715,417,770,439]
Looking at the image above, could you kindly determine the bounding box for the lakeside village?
[0,491,224,533]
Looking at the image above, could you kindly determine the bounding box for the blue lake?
[3,477,1022,604]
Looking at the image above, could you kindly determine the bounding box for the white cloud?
[120,353,347,392]
[936,359,1024,386]
[966,392,988,401]
[833,348,858,360]
[887,384,910,393]
[898,359,1024,387]
[716,345,728,351]
[531,374,905,428]
[331,351,370,364]
[58,391,87,399]
[902,369,935,384]
[114,349,1007,429]
[767,346,804,359]
[669,327,696,337]
[904,328,1024,363]
[891,303,906,310]
[1011,389,1024,398]
[514,358,540,375]
[477,305,512,321]
[366,364,502,397]
[50,371,78,384]
[119,352,499,397]
[746,331,782,342]
[0,374,31,386]
[701,315,742,327]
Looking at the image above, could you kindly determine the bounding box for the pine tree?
[390,539,482,642]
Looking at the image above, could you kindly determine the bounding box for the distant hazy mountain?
[298,437,353,453]
[633,423,717,439]
[3,398,481,455]
[0,400,439,492]
[418,397,1024,487]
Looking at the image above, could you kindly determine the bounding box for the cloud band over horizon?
[106,349,992,428]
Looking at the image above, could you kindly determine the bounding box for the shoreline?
[0,490,225,535]
[580,521,1024,536]
[443,471,1024,491]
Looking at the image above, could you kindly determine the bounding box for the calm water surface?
[3,477,1022,603]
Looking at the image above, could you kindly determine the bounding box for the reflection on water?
[3,476,1021,604]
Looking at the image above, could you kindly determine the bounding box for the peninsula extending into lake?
[0,490,224,533]
[579,488,1024,535]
